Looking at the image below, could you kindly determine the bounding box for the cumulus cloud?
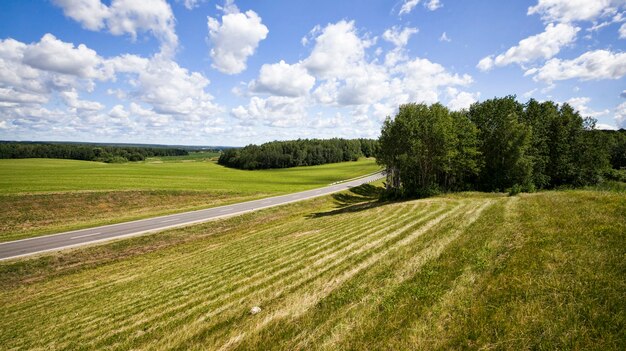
[0,34,112,104]
[446,88,479,110]
[53,0,178,55]
[207,3,269,74]
[439,32,451,42]
[60,89,104,111]
[477,23,579,71]
[249,61,315,97]
[526,49,626,82]
[528,0,621,23]
[237,19,475,132]
[0,88,48,104]
[130,57,220,117]
[565,97,609,118]
[22,34,107,79]
[620,23,626,38]
[0,33,222,142]
[382,26,418,47]
[303,20,372,79]
[231,96,307,127]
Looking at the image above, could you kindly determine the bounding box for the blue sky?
[0,0,624,146]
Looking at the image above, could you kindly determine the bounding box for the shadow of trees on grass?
[307,183,390,218]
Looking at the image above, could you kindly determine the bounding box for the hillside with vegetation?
[1,184,624,350]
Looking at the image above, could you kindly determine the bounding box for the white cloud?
[130,56,220,117]
[528,0,621,23]
[425,0,442,11]
[309,113,344,129]
[52,0,109,30]
[234,19,474,136]
[439,32,451,42]
[621,89,626,98]
[476,56,494,71]
[207,6,269,74]
[446,88,479,110]
[337,64,391,105]
[249,60,315,97]
[22,34,107,79]
[0,88,48,104]
[231,96,307,127]
[53,0,178,55]
[0,33,224,143]
[60,89,104,111]
[0,35,112,103]
[565,97,609,118]
[620,23,626,38]
[399,0,420,15]
[303,20,372,79]
[527,49,626,82]
[382,26,418,47]
[178,0,206,10]
[477,23,579,71]
[109,104,129,119]
[397,57,472,104]
[596,123,618,130]
[399,0,441,15]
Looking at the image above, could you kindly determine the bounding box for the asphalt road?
[0,172,384,261]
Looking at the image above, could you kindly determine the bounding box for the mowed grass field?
[1,187,623,350]
[0,158,379,241]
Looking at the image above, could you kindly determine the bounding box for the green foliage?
[378,103,480,197]
[0,142,188,163]
[218,138,378,170]
[508,183,522,196]
[379,97,614,197]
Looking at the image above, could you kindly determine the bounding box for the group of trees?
[0,142,188,163]
[378,96,624,197]
[218,138,378,170]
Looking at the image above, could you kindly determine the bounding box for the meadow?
[0,186,623,350]
[0,158,379,241]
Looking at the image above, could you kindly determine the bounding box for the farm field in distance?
[0,157,380,242]
[1,186,624,350]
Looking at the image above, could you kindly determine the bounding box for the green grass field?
[0,158,380,241]
[1,187,623,350]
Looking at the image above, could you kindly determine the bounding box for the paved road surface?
[0,172,384,261]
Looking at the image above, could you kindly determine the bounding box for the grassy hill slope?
[1,187,624,350]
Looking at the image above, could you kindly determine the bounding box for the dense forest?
[218,138,378,170]
[0,142,189,163]
[378,96,626,198]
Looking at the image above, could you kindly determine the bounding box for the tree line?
[218,138,378,170]
[0,142,189,163]
[378,96,626,198]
